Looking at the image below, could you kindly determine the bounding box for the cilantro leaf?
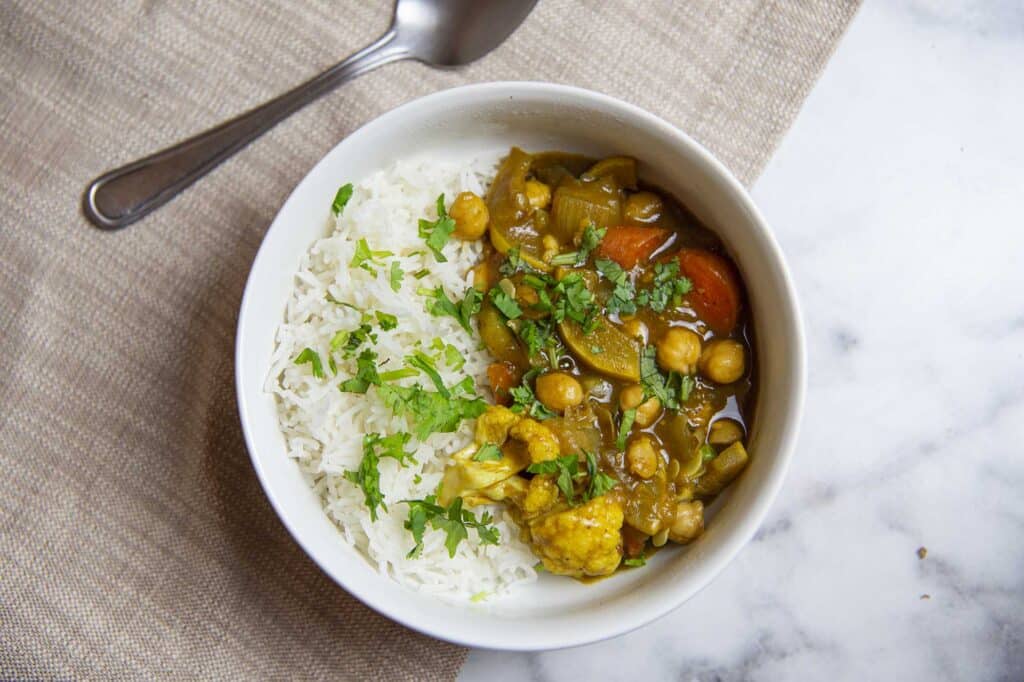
[489,286,523,319]
[350,238,393,274]
[616,408,636,451]
[343,435,387,521]
[636,261,693,312]
[527,454,580,504]
[331,183,353,216]
[378,383,487,440]
[678,374,695,403]
[405,351,449,397]
[551,273,599,332]
[700,443,717,462]
[338,348,381,393]
[375,310,398,331]
[364,431,417,467]
[583,450,618,501]
[547,224,606,266]
[623,556,646,568]
[508,369,557,420]
[418,194,456,262]
[401,495,500,559]
[420,285,481,334]
[595,258,637,317]
[294,348,325,379]
[389,260,404,292]
[444,344,465,370]
[472,443,502,462]
[499,247,523,276]
[640,345,680,410]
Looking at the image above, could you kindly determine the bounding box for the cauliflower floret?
[509,418,560,463]
[522,474,559,515]
[475,405,519,445]
[440,407,560,504]
[528,495,624,577]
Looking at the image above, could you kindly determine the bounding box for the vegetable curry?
[439,147,756,578]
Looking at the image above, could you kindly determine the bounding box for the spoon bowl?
[82,0,538,229]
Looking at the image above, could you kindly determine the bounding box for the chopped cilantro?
[547,224,606,266]
[470,591,489,603]
[338,348,381,393]
[388,260,404,292]
[443,344,465,370]
[514,318,562,367]
[595,258,637,316]
[378,368,419,382]
[418,194,456,262]
[489,286,522,319]
[499,247,523,276]
[590,345,605,354]
[551,273,599,332]
[623,556,647,568]
[508,369,557,420]
[405,351,448,397]
[343,434,395,521]
[331,183,353,216]
[640,345,681,410]
[378,382,486,440]
[413,269,430,279]
[616,408,636,451]
[636,261,693,312]
[330,322,376,358]
[700,443,717,462]
[350,238,393,274]
[583,450,618,501]
[527,454,580,505]
[527,451,616,505]
[294,348,325,379]
[678,374,695,403]
[402,496,500,558]
[419,285,482,334]
[472,443,502,462]
[375,310,398,331]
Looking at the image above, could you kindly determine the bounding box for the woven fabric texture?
[0,0,858,679]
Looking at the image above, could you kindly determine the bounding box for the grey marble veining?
[461,1,1024,679]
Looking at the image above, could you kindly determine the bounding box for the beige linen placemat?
[0,1,858,679]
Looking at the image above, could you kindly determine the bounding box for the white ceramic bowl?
[236,82,805,651]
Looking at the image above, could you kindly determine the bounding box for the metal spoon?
[83,0,537,230]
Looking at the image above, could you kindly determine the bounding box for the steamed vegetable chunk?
[527,495,625,577]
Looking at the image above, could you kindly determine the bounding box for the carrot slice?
[676,248,743,334]
[596,226,671,269]
[487,362,520,406]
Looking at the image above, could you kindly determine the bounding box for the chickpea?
[525,180,552,210]
[449,191,489,240]
[626,435,659,479]
[668,500,704,543]
[535,371,584,412]
[618,384,644,411]
[624,191,663,223]
[699,339,746,384]
[708,418,744,447]
[634,396,662,428]
[656,327,702,374]
[621,318,648,342]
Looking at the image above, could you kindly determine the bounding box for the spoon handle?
[84,29,406,230]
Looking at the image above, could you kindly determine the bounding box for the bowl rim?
[235,80,806,650]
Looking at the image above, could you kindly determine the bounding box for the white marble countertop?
[461,2,1024,680]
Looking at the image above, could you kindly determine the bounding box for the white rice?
[266,158,538,601]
